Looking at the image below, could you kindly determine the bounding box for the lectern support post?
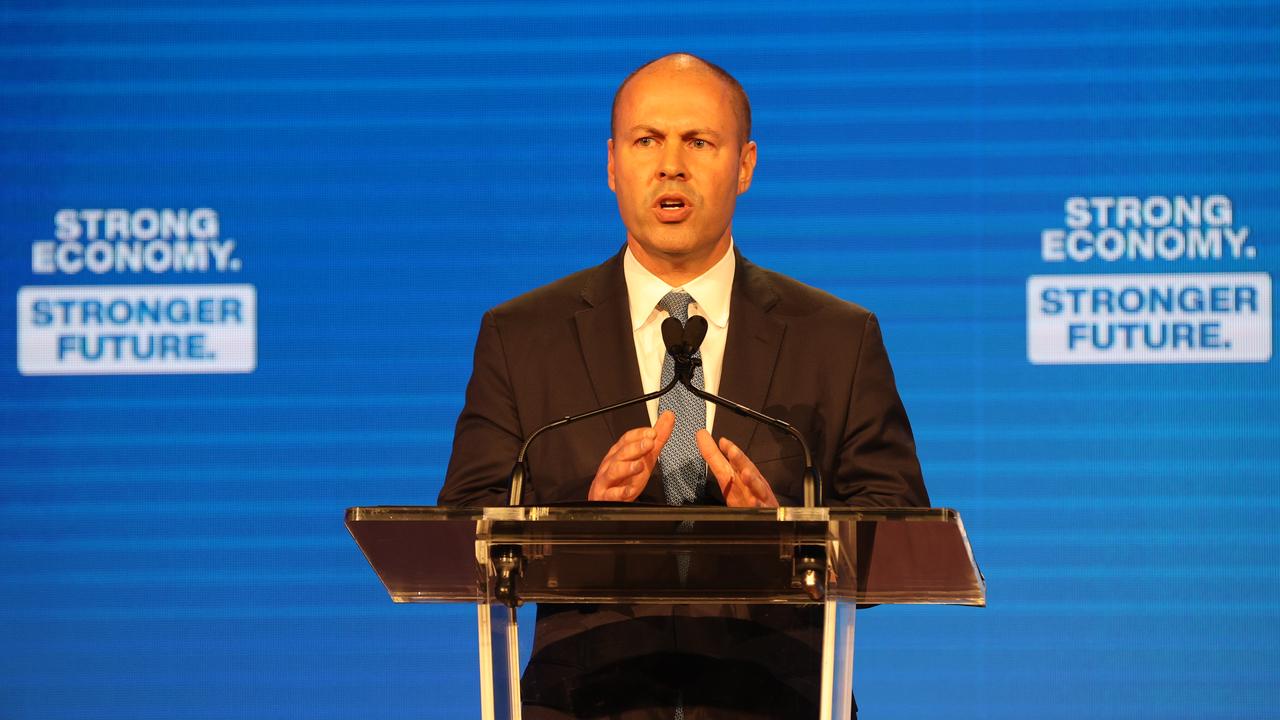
[477,603,522,720]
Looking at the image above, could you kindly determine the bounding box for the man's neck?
[626,234,733,287]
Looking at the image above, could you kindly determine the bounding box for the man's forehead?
[615,70,736,129]
[620,65,733,103]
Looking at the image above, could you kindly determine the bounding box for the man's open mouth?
[653,194,694,222]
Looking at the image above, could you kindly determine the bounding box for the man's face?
[608,66,757,271]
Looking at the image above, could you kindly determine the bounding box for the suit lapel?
[573,251,650,445]
[714,253,785,458]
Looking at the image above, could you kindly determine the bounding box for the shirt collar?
[623,239,736,331]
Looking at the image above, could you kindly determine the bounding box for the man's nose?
[657,145,687,180]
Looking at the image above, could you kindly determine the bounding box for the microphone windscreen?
[661,316,685,353]
[684,315,709,351]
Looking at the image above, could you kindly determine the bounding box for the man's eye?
[690,139,709,149]
[636,137,655,147]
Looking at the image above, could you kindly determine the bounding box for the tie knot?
[658,291,695,324]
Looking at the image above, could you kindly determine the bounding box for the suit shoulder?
[750,264,875,325]
[486,263,600,324]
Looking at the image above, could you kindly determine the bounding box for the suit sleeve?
[831,312,930,508]
[438,310,524,507]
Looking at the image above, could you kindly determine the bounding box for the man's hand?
[696,431,780,508]
[587,411,676,502]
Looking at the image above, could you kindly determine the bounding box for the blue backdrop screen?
[2,2,1277,718]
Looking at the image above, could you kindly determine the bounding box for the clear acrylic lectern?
[346,505,984,720]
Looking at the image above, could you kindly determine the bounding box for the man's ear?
[737,140,757,194]
[607,138,616,192]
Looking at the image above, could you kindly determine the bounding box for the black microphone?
[661,315,708,383]
[683,315,708,354]
[661,316,685,356]
[662,314,823,508]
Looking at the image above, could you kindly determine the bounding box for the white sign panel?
[18,284,257,375]
[1027,272,1271,364]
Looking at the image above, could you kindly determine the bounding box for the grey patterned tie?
[657,291,707,505]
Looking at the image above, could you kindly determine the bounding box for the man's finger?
[604,482,640,501]
[598,426,656,470]
[652,411,677,453]
[589,458,649,501]
[696,429,735,489]
[606,426,655,456]
[611,436,654,462]
[604,457,645,482]
[719,437,777,507]
[719,436,753,470]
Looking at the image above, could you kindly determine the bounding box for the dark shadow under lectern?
[346,505,984,719]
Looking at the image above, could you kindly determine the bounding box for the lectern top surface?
[345,505,960,523]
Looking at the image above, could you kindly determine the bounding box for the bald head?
[611,53,752,147]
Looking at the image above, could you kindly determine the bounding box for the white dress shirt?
[623,240,735,433]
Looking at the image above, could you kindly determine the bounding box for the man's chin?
[631,229,716,259]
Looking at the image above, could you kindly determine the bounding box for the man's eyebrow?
[626,125,724,139]
[682,128,722,139]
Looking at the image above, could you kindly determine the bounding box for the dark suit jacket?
[439,248,928,718]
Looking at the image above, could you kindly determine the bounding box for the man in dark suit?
[439,53,928,719]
